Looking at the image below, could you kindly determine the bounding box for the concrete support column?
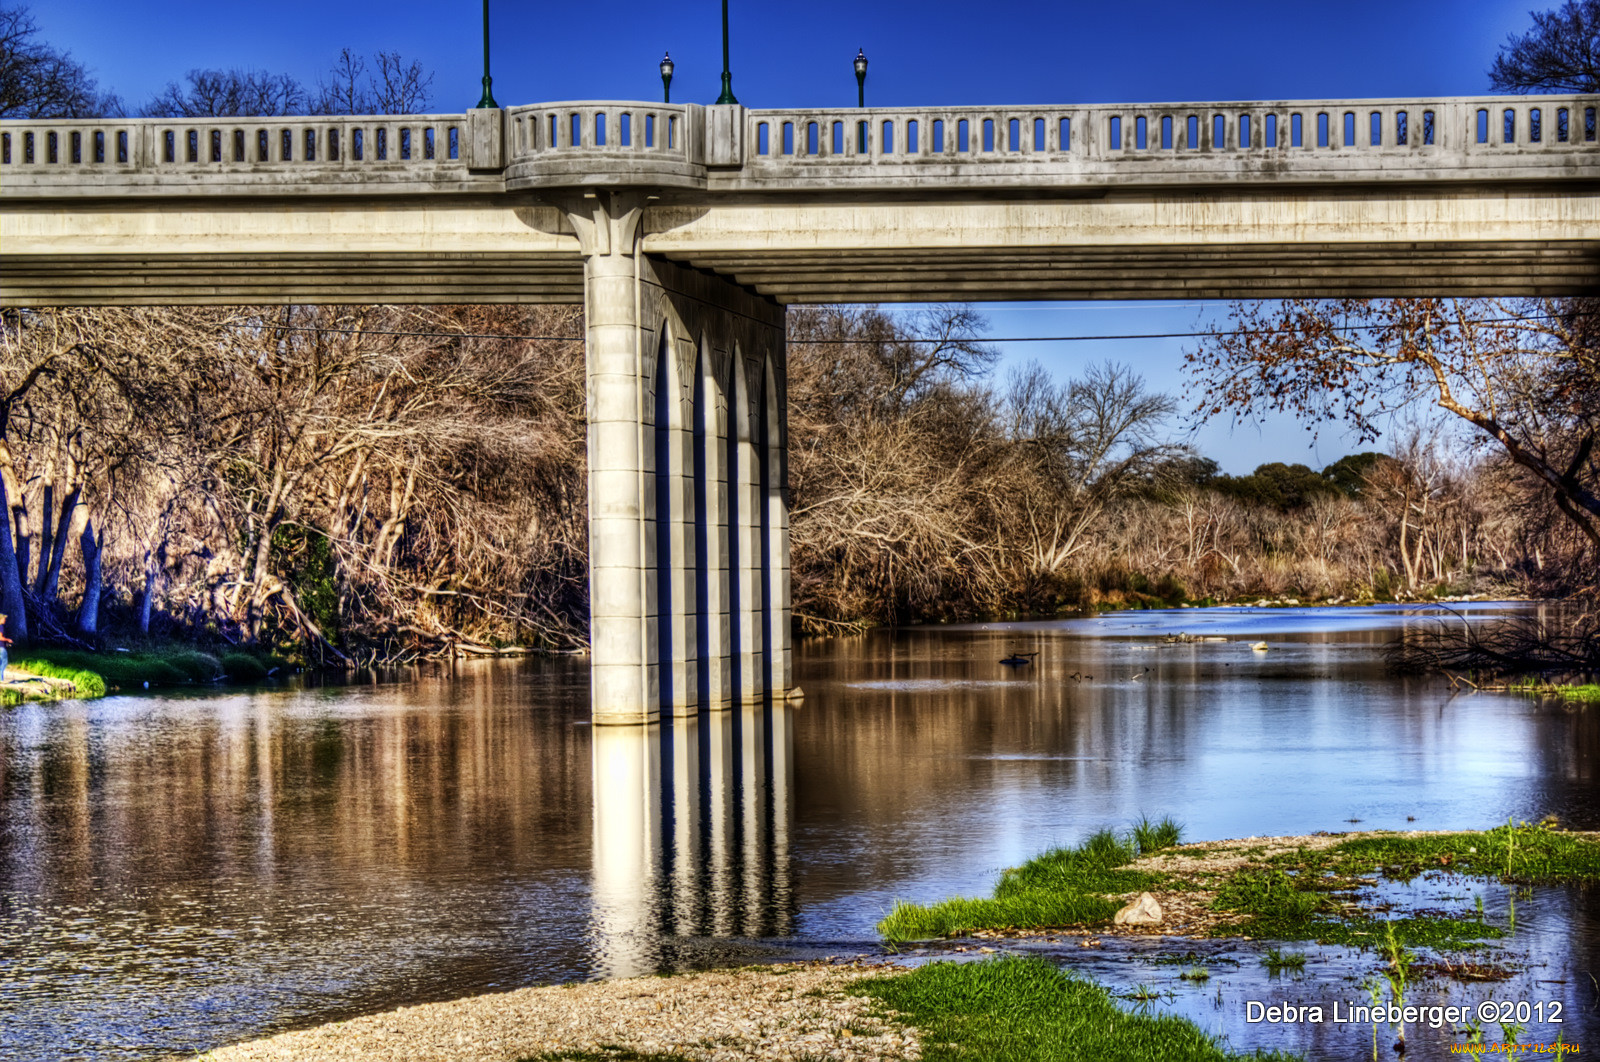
[656,333,698,717]
[698,344,734,710]
[729,355,766,706]
[567,198,789,721]
[764,368,793,698]
[570,193,655,725]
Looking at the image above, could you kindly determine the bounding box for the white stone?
[1114,892,1163,926]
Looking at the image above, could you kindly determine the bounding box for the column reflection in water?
[589,722,663,978]
[588,702,795,972]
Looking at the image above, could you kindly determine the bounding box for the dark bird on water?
[999,651,1039,666]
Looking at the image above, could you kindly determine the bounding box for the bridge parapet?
[2,94,1595,199]
[737,96,1598,189]
[503,101,706,191]
[0,112,502,196]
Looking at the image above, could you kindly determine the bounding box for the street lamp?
[660,52,674,103]
[854,48,868,152]
[716,0,738,104]
[475,0,498,108]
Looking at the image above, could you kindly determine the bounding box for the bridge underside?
[5,184,1597,305]
[5,178,1599,724]
[5,239,1597,304]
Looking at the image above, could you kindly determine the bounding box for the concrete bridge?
[3,94,1598,722]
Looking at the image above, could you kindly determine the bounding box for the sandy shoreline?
[189,829,1581,1061]
[190,962,918,1062]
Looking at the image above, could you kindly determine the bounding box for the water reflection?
[2,605,1597,1061]
[592,703,796,978]
[589,706,796,977]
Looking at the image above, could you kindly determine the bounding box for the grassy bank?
[1501,680,1600,703]
[1202,823,1600,945]
[851,956,1299,1062]
[528,958,1302,1062]
[879,818,1180,942]
[3,645,290,705]
[878,821,1600,948]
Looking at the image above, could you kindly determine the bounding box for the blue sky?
[33,0,1540,471]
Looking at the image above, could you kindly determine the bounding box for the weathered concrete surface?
[6,191,1595,304]
[4,93,1598,304]
[568,192,787,723]
[2,93,1592,719]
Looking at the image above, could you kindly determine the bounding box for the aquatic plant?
[1260,948,1306,972]
[1132,815,1184,854]
[1381,922,1414,1049]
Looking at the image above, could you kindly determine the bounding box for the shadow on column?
[588,701,796,976]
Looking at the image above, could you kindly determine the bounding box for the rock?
[1113,892,1163,926]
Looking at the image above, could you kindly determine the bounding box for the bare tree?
[0,3,118,118]
[1187,298,1600,552]
[141,68,308,118]
[1490,0,1600,93]
[989,361,1179,581]
[313,48,433,115]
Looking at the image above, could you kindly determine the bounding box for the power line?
[213,309,1595,346]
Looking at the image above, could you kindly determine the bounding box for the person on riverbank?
[0,613,11,681]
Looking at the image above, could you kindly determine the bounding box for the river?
[1,603,1595,1059]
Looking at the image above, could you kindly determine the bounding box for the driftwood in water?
[1390,603,1600,674]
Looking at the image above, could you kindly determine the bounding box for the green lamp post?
[660,52,674,103]
[475,0,498,108]
[716,0,737,104]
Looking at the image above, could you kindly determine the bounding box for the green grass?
[880,824,1170,942]
[6,645,290,700]
[1504,679,1600,703]
[852,957,1300,1061]
[1133,816,1185,855]
[1205,864,1501,946]
[1198,824,1600,944]
[1261,948,1307,971]
[4,658,107,702]
[1312,825,1600,883]
[879,892,1125,942]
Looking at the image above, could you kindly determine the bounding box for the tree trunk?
[76,518,101,638]
[1398,513,1417,591]
[137,563,155,636]
[35,478,53,594]
[41,484,82,604]
[0,474,28,647]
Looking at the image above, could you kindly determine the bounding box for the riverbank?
[0,646,290,705]
[188,954,1299,1062]
[183,825,1600,1062]
[881,823,1600,945]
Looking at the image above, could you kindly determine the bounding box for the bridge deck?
[3,94,1598,304]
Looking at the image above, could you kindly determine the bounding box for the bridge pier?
[568,193,791,725]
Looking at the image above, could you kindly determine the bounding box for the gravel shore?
[192,963,919,1062]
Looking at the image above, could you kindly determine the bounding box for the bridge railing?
[745,96,1598,167]
[3,95,1595,194]
[0,113,482,183]
[506,102,690,158]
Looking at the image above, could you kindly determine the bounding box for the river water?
[1,603,1596,1060]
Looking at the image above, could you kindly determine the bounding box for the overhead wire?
[210,309,1597,346]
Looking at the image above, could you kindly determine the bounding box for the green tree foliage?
[1321,452,1387,497]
